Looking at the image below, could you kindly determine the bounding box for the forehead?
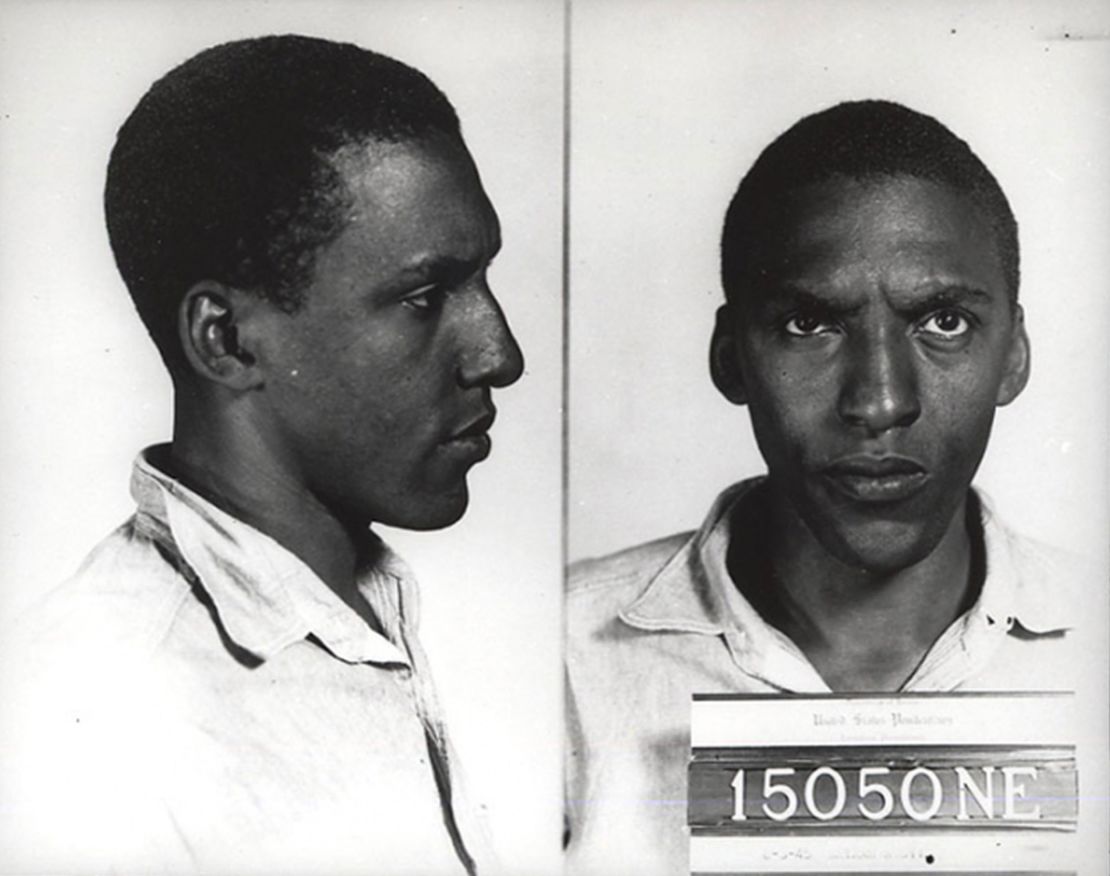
[317,135,499,286]
[746,175,1005,301]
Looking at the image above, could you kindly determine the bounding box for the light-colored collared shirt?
[565,479,1088,876]
[1,448,485,875]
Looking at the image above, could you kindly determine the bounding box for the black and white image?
[0,3,563,873]
[0,1,1106,875]
[567,2,1108,874]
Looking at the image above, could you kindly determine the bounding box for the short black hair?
[720,100,1019,306]
[105,34,462,374]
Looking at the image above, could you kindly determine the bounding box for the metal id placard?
[688,692,1077,874]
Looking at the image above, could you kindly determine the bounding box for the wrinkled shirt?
[565,479,1088,876]
[1,448,486,875]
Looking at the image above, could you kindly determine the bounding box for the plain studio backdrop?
[0,2,563,872]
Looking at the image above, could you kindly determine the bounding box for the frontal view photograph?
[567,1,1108,874]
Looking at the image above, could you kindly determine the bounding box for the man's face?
[248,134,523,530]
[714,174,1028,572]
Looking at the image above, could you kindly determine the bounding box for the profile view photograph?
[0,4,562,874]
[566,3,1108,874]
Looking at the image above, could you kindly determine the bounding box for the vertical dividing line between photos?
[560,0,572,624]
[559,1,573,842]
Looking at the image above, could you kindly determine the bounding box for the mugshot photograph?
[565,2,1109,874]
[0,4,562,874]
[0,1,1106,875]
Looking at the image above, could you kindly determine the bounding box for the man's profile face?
[717,174,1028,572]
[247,134,523,530]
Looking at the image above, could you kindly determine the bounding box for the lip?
[821,454,929,504]
[447,408,496,442]
[440,409,496,462]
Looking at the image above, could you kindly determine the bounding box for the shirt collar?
[130,445,414,667]
[974,491,1077,634]
[619,480,756,637]
[620,477,1075,644]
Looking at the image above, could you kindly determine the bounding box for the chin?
[382,485,471,532]
[814,518,947,576]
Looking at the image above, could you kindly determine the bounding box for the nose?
[456,285,524,389]
[837,323,920,434]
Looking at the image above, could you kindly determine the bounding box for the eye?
[918,308,970,339]
[784,312,836,337]
[400,284,446,314]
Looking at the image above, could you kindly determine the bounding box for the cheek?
[931,396,998,463]
[264,343,390,446]
[745,380,827,471]
[915,366,1001,480]
[747,353,836,435]
[276,323,416,407]
[921,359,1003,426]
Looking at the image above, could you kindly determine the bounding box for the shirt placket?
[371,574,478,876]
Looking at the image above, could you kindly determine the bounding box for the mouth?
[440,409,497,461]
[820,454,929,504]
[449,409,496,441]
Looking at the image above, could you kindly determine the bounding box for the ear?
[995,303,1031,406]
[710,304,748,405]
[177,281,264,391]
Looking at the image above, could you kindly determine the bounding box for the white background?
[568,0,1110,568]
[0,1,563,872]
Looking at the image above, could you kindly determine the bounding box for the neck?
[729,482,981,692]
[168,390,373,618]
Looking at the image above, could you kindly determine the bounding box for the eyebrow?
[754,285,862,317]
[753,282,994,317]
[896,285,995,318]
[394,242,501,286]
